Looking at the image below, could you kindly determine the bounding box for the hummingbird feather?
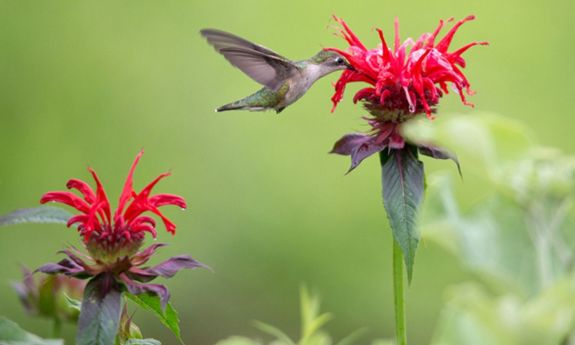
[200,29,287,60]
[200,29,300,90]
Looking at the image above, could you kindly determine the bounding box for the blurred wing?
[200,29,300,90]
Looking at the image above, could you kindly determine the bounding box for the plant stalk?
[393,238,407,345]
[52,318,62,339]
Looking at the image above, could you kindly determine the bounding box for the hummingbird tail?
[216,101,267,112]
[216,89,278,112]
[216,103,245,112]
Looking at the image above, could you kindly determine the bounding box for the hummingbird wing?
[200,29,301,90]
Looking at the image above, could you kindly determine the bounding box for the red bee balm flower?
[41,150,186,262]
[37,151,206,308]
[328,15,487,171]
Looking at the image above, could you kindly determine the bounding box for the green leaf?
[77,275,123,345]
[0,207,72,227]
[125,339,161,345]
[380,146,425,282]
[116,304,143,345]
[37,275,57,316]
[421,165,575,296]
[64,294,82,312]
[402,112,533,170]
[125,293,182,344]
[253,321,295,345]
[0,317,63,345]
[299,286,332,343]
[431,279,575,345]
[418,145,462,177]
[430,284,520,345]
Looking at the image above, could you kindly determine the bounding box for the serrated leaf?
[380,146,425,282]
[0,207,72,227]
[77,275,122,345]
[0,317,63,345]
[125,339,161,345]
[125,293,182,344]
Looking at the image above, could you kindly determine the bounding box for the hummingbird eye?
[335,57,344,64]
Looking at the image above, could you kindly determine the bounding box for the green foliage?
[418,114,575,294]
[430,280,575,345]
[412,113,575,344]
[125,293,182,344]
[116,304,143,345]
[380,146,424,282]
[0,207,72,227]
[215,287,376,345]
[13,271,82,325]
[252,321,295,345]
[0,317,63,345]
[38,276,59,318]
[77,276,122,345]
[64,294,81,314]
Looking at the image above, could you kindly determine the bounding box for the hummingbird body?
[216,82,290,113]
[200,29,352,113]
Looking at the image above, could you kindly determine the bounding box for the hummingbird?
[200,28,353,114]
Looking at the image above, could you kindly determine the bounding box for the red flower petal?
[327,14,485,134]
[333,15,367,50]
[148,194,187,209]
[436,15,476,53]
[87,168,111,225]
[114,150,144,222]
[122,171,182,235]
[67,214,89,228]
[41,151,187,251]
[66,179,96,203]
[40,192,91,213]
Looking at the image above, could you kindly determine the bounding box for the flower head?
[37,151,206,308]
[40,150,186,261]
[327,16,486,171]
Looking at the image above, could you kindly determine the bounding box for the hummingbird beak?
[344,60,356,72]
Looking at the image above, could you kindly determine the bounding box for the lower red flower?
[40,150,186,262]
[37,151,206,308]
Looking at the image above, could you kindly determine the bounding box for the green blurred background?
[0,0,573,344]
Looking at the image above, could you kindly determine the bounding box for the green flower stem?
[52,318,62,339]
[393,238,407,345]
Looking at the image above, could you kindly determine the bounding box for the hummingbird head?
[311,50,354,73]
